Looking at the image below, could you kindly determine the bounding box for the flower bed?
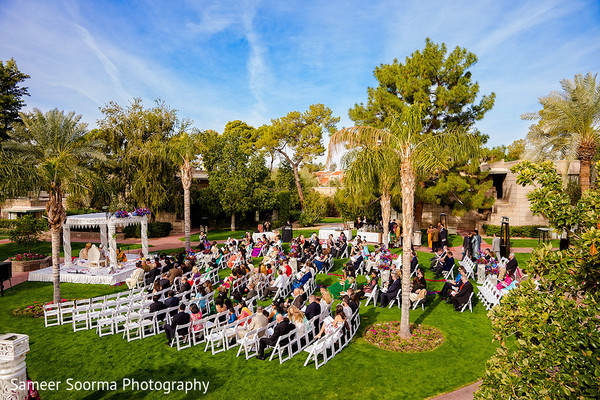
[12,299,73,318]
[364,322,445,353]
[9,253,47,261]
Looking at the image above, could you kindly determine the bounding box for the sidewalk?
[430,381,481,400]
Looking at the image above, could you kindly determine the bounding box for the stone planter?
[11,256,51,273]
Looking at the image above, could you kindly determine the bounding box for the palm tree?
[169,128,203,251]
[0,108,105,304]
[522,73,600,191]
[329,106,479,338]
[336,146,402,246]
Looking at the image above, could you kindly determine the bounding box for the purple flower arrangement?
[114,208,151,218]
[364,321,445,353]
[114,209,129,218]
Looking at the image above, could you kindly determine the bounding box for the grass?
[319,217,344,224]
[0,248,523,400]
[184,228,357,243]
[482,238,559,248]
[0,241,144,261]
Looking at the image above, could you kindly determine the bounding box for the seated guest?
[189,303,203,334]
[178,278,191,294]
[158,273,171,290]
[345,288,359,313]
[125,264,145,289]
[268,300,285,322]
[304,295,321,327]
[292,266,312,290]
[264,269,287,298]
[433,251,455,278]
[410,250,419,274]
[499,253,518,280]
[168,265,183,285]
[341,295,353,320]
[151,279,162,294]
[237,306,268,339]
[313,250,329,272]
[288,305,308,337]
[116,247,127,263]
[149,294,166,314]
[165,303,190,345]
[164,290,180,309]
[315,308,348,339]
[285,287,306,310]
[380,271,401,307]
[409,268,427,305]
[226,307,237,324]
[449,274,474,311]
[257,314,291,360]
[342,261,356,281]
[79,242,92,260]
[320,288,333,315]
[237,300,252,322]
[440,266,467,300]
[358,271,379,299]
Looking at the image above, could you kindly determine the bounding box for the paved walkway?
[430,381,481,400]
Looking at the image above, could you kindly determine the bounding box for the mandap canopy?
[62,213,149,267]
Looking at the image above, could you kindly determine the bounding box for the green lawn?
[483,238,559,248]
[0,249,519,400]
[0,241,144,261]
[319,217,344,224]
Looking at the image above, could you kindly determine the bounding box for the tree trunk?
[381,191,391,247]
[46,186,66,305]
[230,213,236,231]
[291,163,305,209]
[580,157,591,192]
[51,227,61,304]
[414,200,424,231]
[181,164,192,251]
[400,157,416,339]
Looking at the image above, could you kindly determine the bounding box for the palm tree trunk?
[381,191,391,246]
[51,226,61,304]
[580,158,591,192]
[400,157,416,339]
[231,213,236,231]
[181,164,192,251]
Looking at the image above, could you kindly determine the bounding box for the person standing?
[427,225,435,250]
[472,230,482,259]
[440,223,448,248]
[431,224,441,252]
[491,233,501,255]
[462,232,472,260]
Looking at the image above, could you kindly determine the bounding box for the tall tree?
[0,109,105,304]
[257,104,339,208]
[349,38,495,229]
[330,106,480,338]
[0,58,30,140]
[336,146,402,246]
[168,125,204,251]
[95,98,178,215]
[201,121,274,231]
[349,38,495,133]
[522,72,600,192]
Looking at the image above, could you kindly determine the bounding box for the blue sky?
[1,0,599,150]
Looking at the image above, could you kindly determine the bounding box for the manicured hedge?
[482,224,548,238]
[123,222,173,238]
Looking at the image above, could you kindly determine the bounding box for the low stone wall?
[11,256,51,273]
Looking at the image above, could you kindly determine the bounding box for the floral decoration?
[9,253,47,261]
[364,321,445,353]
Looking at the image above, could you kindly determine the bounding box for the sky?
[1,0,600,151]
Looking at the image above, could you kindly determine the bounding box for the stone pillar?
[0,333,29,400]
[63,225,72,266]
[141,219,149,258]
[100,224,108,253]
[108,224,117,267]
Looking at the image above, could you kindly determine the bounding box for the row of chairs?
[303,307,361,369]
[477,276,503,310]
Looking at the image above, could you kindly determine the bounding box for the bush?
[276,191,291,223]
[123,222,173,238]
[482,224,548,238]
[9,215,48,252]
[299,192,326,227]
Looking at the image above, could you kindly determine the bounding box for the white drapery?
[62,213,149,268]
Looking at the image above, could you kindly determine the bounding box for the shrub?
[276,191,291,223]
[299,192,326,227]
[9,215,48,252]
[482,224,548,238]
[123,222,173,238]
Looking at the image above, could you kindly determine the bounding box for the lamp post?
[500,216,510,259]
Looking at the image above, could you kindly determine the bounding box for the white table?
[356,231,380,243]
[318,229,353,241]
[252,232,276,242]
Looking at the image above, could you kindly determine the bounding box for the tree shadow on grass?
[413,294,442,326]
[356,305,380,337]
[79,363,223,400]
